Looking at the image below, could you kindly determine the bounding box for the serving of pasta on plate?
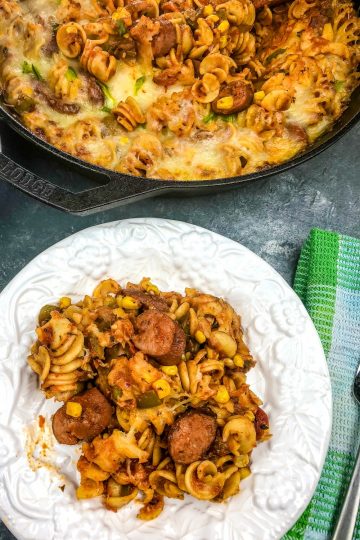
[0,0,358,180]
[27,277,271,520]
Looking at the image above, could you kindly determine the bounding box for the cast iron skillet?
[0,83,359,215]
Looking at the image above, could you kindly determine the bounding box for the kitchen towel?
[285,228,360,539]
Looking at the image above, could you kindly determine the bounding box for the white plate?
[0,218,331,540]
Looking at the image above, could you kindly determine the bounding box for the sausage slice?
[168,410,217,464]
[132,310,186,365]
[122,289,169,312]
[254,407,269,440]
[152,19,177,57]
[36,85,80,115]
[211,81,253,115]
[86,75,105,106]
[160,324,186,365]
[52,387,112,445]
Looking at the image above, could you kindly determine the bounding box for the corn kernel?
[208,14,219,23]
[66,402,82,417]
[219,35,228,48]
[254,90,265,102]
[216,96,234,110]
[161,365,178,376]
[239,467,251,480]
[23,86,33,97]
[233,354,244,367]
[214,385,230,404]
[122,296,140,309]
[218,20,229,33]
[153,379,171,399]
[203,4,213,15]
[112,7,128,20]
[120,136,129,145]
[59,296,71,309]
[142,367,157,384]
[195,330,206,344]
[113,307,127,318]
[322,22,334,41]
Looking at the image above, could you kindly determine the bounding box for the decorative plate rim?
[0,218,332,540]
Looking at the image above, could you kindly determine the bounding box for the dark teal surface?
[0,122,359,540]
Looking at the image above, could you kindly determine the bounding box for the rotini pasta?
[28,278,271,519]
[0,0,358,179]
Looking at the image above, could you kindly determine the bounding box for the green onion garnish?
[203,111,216,123]
[134,75,146,96]
[334,80,345,92]
[65,66,77,81]
[117,20,127,37]
[265,48,286,65]
[98,81,116,110]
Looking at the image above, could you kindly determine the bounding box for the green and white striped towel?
[284,228,360,539]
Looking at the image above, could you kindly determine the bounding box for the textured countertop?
[0,121,359,540]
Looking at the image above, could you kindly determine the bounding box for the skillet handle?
[0,152,167,214]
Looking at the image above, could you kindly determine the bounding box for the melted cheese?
[0,0,358,180]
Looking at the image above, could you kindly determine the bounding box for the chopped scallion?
[334,80,345,92]
[203,111,216,123]
[134,75,146,95]
[117,19,127,37]
[65,66,77,81]
[98,81,115,110]
[265,48,286,65]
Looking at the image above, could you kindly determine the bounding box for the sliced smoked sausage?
[122,289,169,312]
[254,407,270,440]
[36,85,80,115]
[52,387,112,445]
[132,310,186,365]
[168,410,217,464]
[152,19,177,57]
[211,81,253,115]
[86,75,104,106]
[161,324,186,365]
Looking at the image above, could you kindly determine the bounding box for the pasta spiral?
[184,461,224,500]
[113,97,145,131]
[80,39,117,82]
[0,0,20,19]
[28,311,88,401]
[146,90,196,136]
[56,22,87,58]
[119,133,163,175]
[216,0,255,29]
[222,416,257,455]
[228,30,256,65]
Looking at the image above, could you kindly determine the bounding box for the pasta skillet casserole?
[28,278,271,519]
[0,0,358,180]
